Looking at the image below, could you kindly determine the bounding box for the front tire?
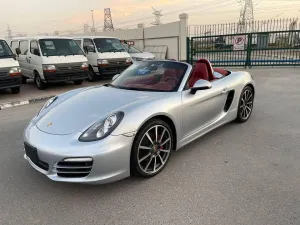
[11,87,20,94]
[236,86,254,123]
[130,119,173,178]
[88,67,97,82]
[34,73,47,90]
[22,76,27,84]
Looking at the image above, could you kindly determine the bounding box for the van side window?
[19,41,29,55]
[83,39,95,52]
[11,41,19,53]
[75,40,82,47]
[30,41,40,55]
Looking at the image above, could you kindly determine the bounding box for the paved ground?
[0,78,110,105]
[0,68,300,225]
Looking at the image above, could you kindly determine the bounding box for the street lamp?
[91,10,95,32]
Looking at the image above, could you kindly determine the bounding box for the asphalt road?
[1,68,300,225]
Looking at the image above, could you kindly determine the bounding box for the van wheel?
[74,80,83,85]
[88,67,97,82]
[11,87,20,94]
[22,76,27,84]
[34,73,47,90]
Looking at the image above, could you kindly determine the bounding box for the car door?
[83,38,97,68]
[18,40,30,77]
[28,40,42,78]
[181,78,229,138]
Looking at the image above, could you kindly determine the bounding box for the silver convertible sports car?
[23,58,255,184]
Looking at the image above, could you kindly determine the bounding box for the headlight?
[97,59,108,65]
[38,96,58,114]
[43,65,56,72]
[126,58,133,64]
[9,67,22,76]
[79,111,124,142]
[131,57,143,61]
[81,62,89,70]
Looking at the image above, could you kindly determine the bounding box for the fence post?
[246,33,253,68]
[186,37,190,64]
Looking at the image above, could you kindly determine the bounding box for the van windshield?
[93,38,126,53]
[39,39,84,56]
[0,40,13,58]
[123,44,142,53]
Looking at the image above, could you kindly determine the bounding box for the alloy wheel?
[240,88,253,120]
[137,125,172,175]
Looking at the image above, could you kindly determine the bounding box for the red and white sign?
[233,35,246,50]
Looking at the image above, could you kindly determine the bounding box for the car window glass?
[83,39,95,52]
[11,41,19,53]
[75,40,82,47]
[30,41,39,55]
[111,61,188,92]
[19,41,29,55]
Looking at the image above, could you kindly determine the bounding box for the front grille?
[24,143,49,171]
[107,58,127,66]
[57,65,82,72]
[105,66,128,72]
[54,159,93,178]
[0,70,8,78]
[0,78,20,88]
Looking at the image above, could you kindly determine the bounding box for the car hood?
[0,58,19,67]
[41,55,88,64]
[98,52,131,59]
[36,86,164,135]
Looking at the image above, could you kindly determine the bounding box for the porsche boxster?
[23,59,255,184]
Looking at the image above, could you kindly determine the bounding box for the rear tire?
[34,73,47,90]
[11,87,20,94]
[22,76,27,84]
[130,119,173,178]
[74,80,83,85]
[88,67,97,82]
[235,86,254,123]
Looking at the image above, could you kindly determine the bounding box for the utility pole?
[151,7,163,26]
[91,10,96,33]
[7,25,12,39]
[237,0,254,33]
[103,8,114,31]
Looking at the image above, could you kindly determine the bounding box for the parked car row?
[1,35,156,94]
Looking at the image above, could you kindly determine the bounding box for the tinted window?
[11,41,19,53]
[30,41,39,55]
[0,40,13,58]
[93,38,125,53]
[39,39,84,56]
[19,41,29,55]
[111,61,188,92]
[75,40,82,47]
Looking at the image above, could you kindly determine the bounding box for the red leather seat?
[188,59,217,87]
[213,68,229,76]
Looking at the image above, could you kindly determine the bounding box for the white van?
[10,36,89,90]
[0,39,22,94]
[73,36,132,81]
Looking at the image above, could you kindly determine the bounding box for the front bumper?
[23,124,135,184]
[0,76,21,90]
[96,64,131,76]
[43,70,89,83]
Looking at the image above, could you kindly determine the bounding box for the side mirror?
[13,54,17,60]
[33,49,40,56]
[190,79,212,94]
[112,74,120,81]
[15,48,21,55]
[83,46,89,53]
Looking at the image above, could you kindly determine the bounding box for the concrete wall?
[67,14,188,61]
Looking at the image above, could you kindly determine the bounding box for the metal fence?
[187,18,300,67]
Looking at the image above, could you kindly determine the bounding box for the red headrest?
[196,59,215,81]
[188,62,209,87]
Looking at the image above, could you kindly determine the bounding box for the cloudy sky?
[0,0,299,37]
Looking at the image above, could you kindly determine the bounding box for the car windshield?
[93,38,126,53]
[0,40,13,58]
[111,61,188,92]
[123,44,142,53]
[39,39,84,56]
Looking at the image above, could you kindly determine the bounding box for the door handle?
[221,87,228,94]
